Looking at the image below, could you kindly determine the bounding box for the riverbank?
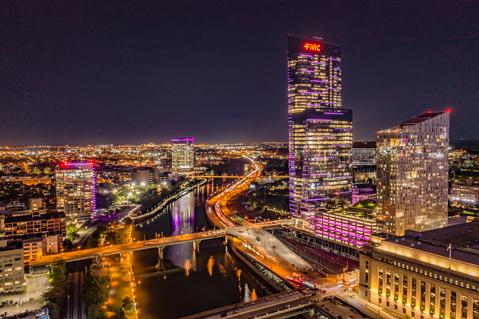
[100,225,138,319]
[130,174,278,318]
[130,179,207,223]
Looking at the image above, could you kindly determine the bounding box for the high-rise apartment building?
[449,180,479,211]
[288,35,353,227]
[376,111,449,236]
[55,161,96,222]
[171,137,195,175]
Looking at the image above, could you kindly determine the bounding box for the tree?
[48,263,66,286]
[62,238,74,251]
[44,263,68,319]
[66,224,79,241]
[121,296,133,311]
[113,308,126,319]
[84,265,110,319]
[45,301,60,319]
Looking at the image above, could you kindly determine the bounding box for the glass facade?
[287,35,353,229]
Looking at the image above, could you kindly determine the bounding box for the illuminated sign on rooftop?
[171,137,195,144]
[302,41,321,53]
[59,161,95,169]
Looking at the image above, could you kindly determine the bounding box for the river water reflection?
[132,179,272,319]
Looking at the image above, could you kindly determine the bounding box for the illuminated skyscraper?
[171,137,195,175]
[55,161,96,222]
[288,35,353,227]
[376,111,450,236]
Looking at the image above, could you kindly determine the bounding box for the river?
[131,167,272,318]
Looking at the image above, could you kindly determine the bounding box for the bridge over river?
[28,219,292,266]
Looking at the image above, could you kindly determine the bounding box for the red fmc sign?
[302,41,321,53]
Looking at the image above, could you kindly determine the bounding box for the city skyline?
[1,1,478,145]
[0,2,478,318]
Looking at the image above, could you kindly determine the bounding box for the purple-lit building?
[314,207,377,248]
[55,161,96,222]
[288,35,353,229]
[171,137,195,175]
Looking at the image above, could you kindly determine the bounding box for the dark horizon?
[1,0,478,145]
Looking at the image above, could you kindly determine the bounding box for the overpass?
[28,219,292,267]
[180,289,329,319]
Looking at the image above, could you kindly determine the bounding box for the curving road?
[205,156,315,285]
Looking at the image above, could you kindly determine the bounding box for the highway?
[207,156,264,228]
[28,220,291,266]
[66,263,85,319]
[162,155,366,319]
[205,156,319,288]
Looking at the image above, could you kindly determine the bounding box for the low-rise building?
[135,168,154,186]
[0,210,66,263]
[314,206,377,248]
[352,185,377,205]
[449,181,479,211]
[21,237,43,263]
[352,141,376,166]
[0,241,25,295]
[20,235,62,262]
[352,142,376,184]
[1,210,66,239]
[359,220,479,319]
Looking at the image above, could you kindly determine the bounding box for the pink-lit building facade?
[287,35,353,230]
[314,207,377,248]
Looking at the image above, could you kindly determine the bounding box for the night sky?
[1,0,478,145]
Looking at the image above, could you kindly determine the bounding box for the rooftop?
[353,141,376,148]
[0,210,66,223]
[171,137,194,144]
[385,220,479,267]
[328,206,376,221]
[406,220,479,249]
[0,240,22,251]
[400,111,445,127]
